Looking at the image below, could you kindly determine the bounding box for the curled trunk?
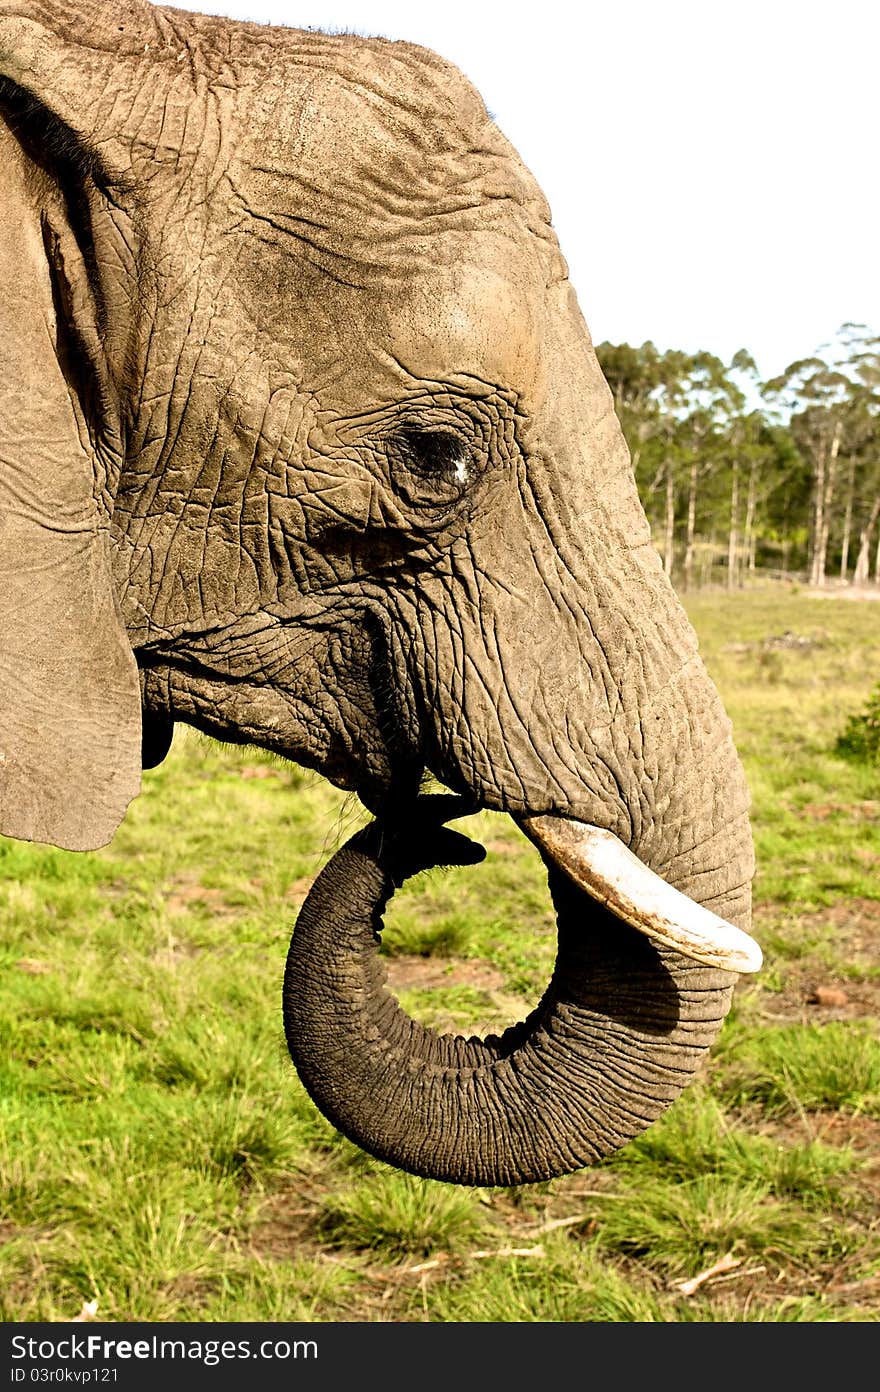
[283,809,740,1186]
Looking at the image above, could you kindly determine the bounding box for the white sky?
[165,0,878,381]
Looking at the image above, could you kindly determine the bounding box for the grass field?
[2,585,879,1323]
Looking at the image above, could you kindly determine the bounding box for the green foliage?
[836,683,880,763]
[381,912,470,957]
[597,322,880,589]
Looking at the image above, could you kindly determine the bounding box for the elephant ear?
[0,80,141,850]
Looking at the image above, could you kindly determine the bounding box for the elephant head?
[0,0,760,1184]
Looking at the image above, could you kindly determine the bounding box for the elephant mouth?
[282,795,761,1185]
[141,706,175,769]
[137,645,761,977]
[134,637,424,805]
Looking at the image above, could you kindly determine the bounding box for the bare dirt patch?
[384,955,507,993]
[761,629,828,650]
[283,876,315,908]
[248,1185,326,1263]
[753,896,880,1022]
[150,936,202,968]
[756,965,880,1023]
[724,629,829,654]
[381,955,531,1038]
[164,871,241,918]
[809,585,880,601]
[802,801,880,821]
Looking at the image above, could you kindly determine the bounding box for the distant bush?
[836,684,880,763]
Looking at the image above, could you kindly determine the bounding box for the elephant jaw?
[517,815,762,975]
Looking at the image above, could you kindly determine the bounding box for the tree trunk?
[727,461,739,590]
[809,438,827,586]
[811,422,840,587]
[840,455,855,582]
[853,495,880,586]
[743,458,757,581]
[664,463,675,580]
[701,529,716,588]
[683,460,698,591]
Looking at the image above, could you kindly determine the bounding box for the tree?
[598,325,879,590]
[763,358,849,586]
[761,327,878,586]
[597,343,747,586]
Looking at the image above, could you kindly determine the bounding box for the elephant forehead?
[223,52,563,406]
[237,52,550,237]
[226,211,553,415]
[230,52,562,288]
[381,253,549,409]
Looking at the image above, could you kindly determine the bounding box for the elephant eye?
[388,426,473,507]
[397,428,470,482]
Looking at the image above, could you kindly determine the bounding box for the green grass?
[609,1084,860,1202]
[717,1022,880,1117]
[2,585,880,1322]
[317,1174,489,1258]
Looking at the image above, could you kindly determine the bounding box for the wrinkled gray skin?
[0,0,754,1185]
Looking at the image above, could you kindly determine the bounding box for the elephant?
[0,0,761,1186]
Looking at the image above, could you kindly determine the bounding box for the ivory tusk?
[517,816,762,974]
